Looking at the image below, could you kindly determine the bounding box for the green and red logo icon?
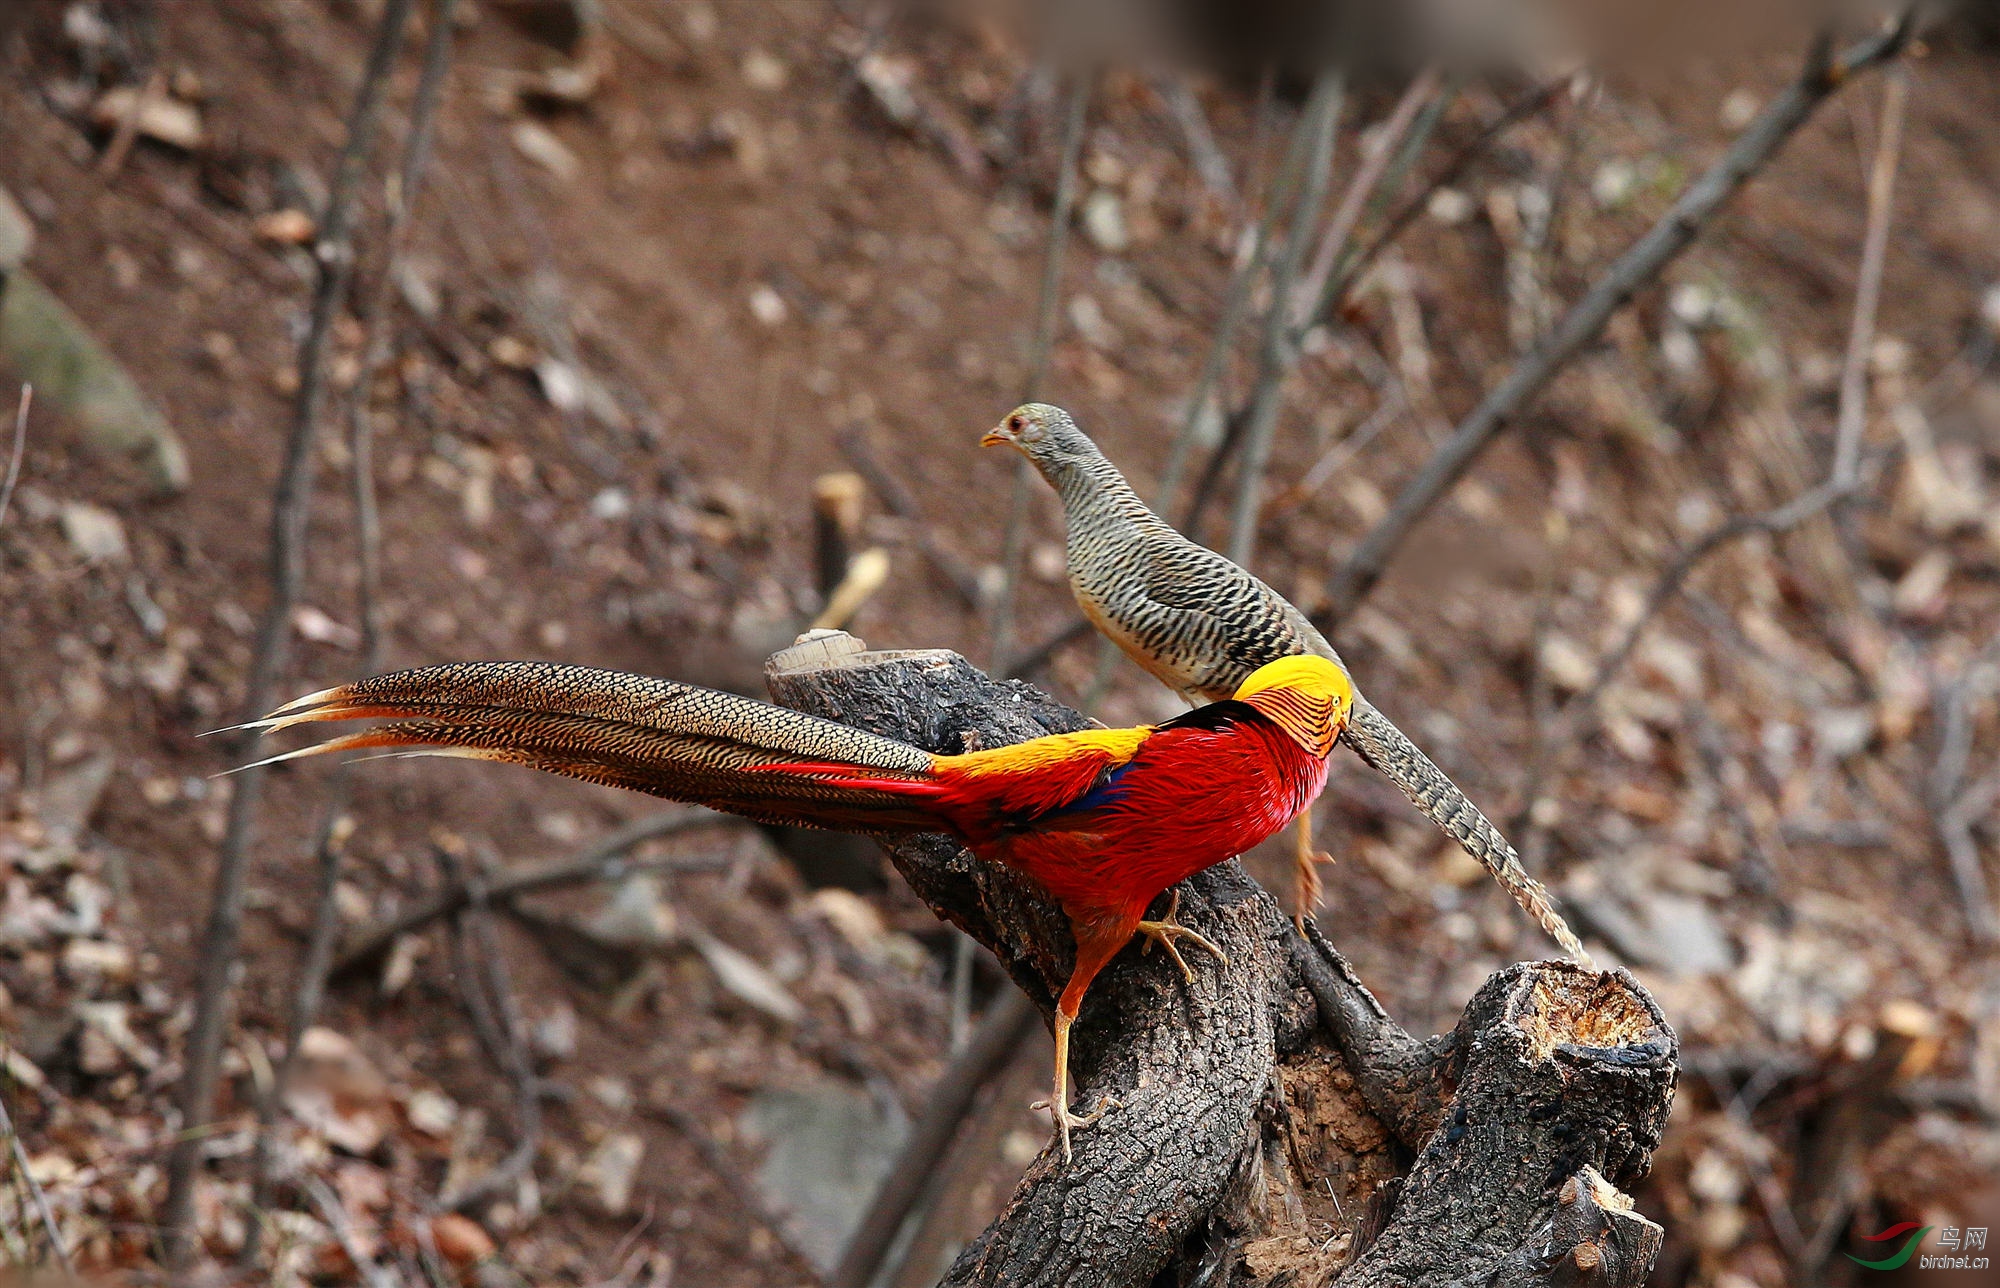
[1848,1222,1933,1271]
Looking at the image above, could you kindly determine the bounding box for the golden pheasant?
[245,654,1354,1158]
[983,402,1587,963]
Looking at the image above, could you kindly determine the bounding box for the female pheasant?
[983,402,1587,963]
[247,653,1353,1158]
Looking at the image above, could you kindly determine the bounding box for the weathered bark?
[765,631,1678,1288]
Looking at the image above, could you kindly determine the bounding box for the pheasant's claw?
[1292,811,1334,930]
[1032,1094,1123,1162]
[1135,892,1228,987]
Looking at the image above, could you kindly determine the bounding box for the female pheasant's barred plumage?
[985,403,1588,964]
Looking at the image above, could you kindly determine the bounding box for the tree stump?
[766,631,1678,1288]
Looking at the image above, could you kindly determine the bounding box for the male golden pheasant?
[984,402,1586,963]
[247,654,1353,1158]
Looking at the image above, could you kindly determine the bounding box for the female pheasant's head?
[981,403,1100,477]
[1232,656,1354,758]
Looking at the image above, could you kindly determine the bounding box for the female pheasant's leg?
[1292,812,1333,930]
[1134,888,1228,984]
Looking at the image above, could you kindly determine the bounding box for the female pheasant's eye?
[1010,414,1028,432]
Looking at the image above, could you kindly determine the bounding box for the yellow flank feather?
[936,725,1152,780]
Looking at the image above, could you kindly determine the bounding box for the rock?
[62,938,133,984]
[252,209,316,246]
[37,751,114,840]
[75,1000,159,1072]
[291,605,359,648]
[0,185,32,270]
[90,85,204,150]
[58,503,127,562]
[1081,189,1129,253]
[429,1211,496,1266]
[740,1081,906,1272]
[406,1088,459,1137]
[0,270,190,492]
[687,926,802,1024]
[577,1132,644,1215]
[510,120,578,180]
[747,284,787,327]
[741,50,788,92]
[529,1001,578,1062]
[586,873,678,949]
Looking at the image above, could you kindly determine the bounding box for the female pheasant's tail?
[1344,700,1592,967]
[239,661,949,833]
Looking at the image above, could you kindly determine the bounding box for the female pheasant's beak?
[981,406,1043,450]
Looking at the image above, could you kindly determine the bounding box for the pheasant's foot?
[1031,1093,1123,1162]
[1292,814,1333,932]
[1135,890,1228,985]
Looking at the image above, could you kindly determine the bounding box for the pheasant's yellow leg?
[1292,812,1333,931]
[1032,925,1131,1161]
[1134,889,1229,985]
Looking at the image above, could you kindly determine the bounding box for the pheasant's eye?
[1009,413,1028,432]
[1013,413,1043,443]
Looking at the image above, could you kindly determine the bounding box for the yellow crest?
[1232,656,1354,757]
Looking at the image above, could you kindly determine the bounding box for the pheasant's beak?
[980,426,1014,448]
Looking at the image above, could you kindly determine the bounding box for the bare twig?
[1156,88,1320,517]
[1291,66,1442,330]
[0,385,28,532]
[334,809,739,976]
[0,1083,73,1277]
[836,427,983,609]
[304,1174,404,1288]
[96,68,164,177]
[1158,74,1235,203]
[1930,635,2000,943]
[990,71,1088,669]
[1225,70,1344,566]
[437,845,543,1214]
[246,3,461,1256]
[1326,17,1916,618]
[1321,75,1567,330]
[162,0,419,1260]
[1832,66,1909,489]
[830,988,1037,1288]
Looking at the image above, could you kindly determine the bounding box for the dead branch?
[162,0,419,1261]
[1157,74,1236,203]
[1930,636,2000,942]
[1225,70,1344,566]
[830,988,1038,1288]
[304,1173,404,1288]
[0,384,27,532]
[437,845,543,1215]
[0,1075,73,1277]
[332,809,741,977]
[1291,66,1443,330]
[990,71,1089,670]
[247,1,462,1254]
[1326,16,1916,619]
[1832,66,1910,488]
[1313,75,1567,333]
[765,632,1676,1288]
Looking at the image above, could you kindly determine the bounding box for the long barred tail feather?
[240,662,950,833]
[1345,699,1592,967]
